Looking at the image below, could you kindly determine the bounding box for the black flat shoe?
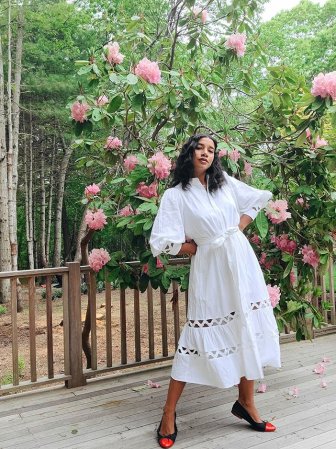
[157,412,178,448]
[231,400,276,432]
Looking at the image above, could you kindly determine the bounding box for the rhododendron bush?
[70,0,335,340]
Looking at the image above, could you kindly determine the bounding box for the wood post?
[65,262,86,388]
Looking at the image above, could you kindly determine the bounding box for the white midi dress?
[149,172,281,389]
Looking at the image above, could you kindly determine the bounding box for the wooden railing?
[0,255,335,395]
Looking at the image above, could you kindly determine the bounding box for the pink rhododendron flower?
[156,258,164,268]
[288,386,299,398]
[84,184,100,198]
[259,252,267,266]
[256,383,267,393]
[88,248,110,272]
[266,200,291,224]
[124,155,139,173]
[136,181,158,198]
[296,197,305,206]
[85,209,107,230]
[106,42,124,65]
[313,363,325,374]
[118,205,134,217]
[71,101,89,123]
[105,136,122,150]
[143,263,149,274]
[314,136,328,148]
[147,152,172,179]
[96,95,109,107]
[311,71,336,100]
[271,234,297,254]
[250,233,261,245]
[135,57,161,84]
[229,148,240,163]
[244,161,253,176]
[218,149,228,158]
[225,33,246,57]
[301,244,319,268]
[290,270,296,285]
[267,284,281,308]
[201,10,208,23]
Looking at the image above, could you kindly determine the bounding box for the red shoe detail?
[158,437,175,448]
[265,422,276,432]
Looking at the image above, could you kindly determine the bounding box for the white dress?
[149,172,281,389]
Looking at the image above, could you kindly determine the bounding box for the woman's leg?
[159,378,186,435]
[237,376,262,423]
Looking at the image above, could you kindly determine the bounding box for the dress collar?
[190,175,208,190]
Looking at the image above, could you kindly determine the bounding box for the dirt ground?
[0,285,187,386]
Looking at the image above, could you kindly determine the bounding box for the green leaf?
[255,211,269,239]
[283,257,294,278]
[108,95,123,113]
[126,74,138,85]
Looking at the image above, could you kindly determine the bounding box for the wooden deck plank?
[0,334,335,449]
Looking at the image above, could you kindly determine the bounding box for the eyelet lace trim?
[178,344,242,359]
[186,300,271,328]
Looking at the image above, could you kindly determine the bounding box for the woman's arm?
[239,214,252,232]
[177,240,197,256]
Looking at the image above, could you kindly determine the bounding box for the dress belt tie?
[196,226,240,248]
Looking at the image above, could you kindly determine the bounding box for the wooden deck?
[0,334,335,449]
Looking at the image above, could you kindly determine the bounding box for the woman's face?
[192,137,215,176]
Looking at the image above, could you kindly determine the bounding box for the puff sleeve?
[226,173,272,220]
[149,188,185,257]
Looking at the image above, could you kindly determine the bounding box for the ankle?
[238,398,255,408]
[163,405,176,415]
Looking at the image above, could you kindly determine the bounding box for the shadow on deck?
[1,334,336,449]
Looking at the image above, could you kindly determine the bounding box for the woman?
[149,134,281,448]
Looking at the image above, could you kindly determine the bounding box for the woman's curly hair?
[170,134,225,192]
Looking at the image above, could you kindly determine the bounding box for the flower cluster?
[225,33,246,57]
[88,248,110,272]
[136,181,158,198]
[96,95,109,107]
[124,155,139,173]
[267,284,281,308]
[192,7,207,23]
[147,152,172,179]
[135,58,161,84]
[271,234,297,254]
[218,148,241,162]
[84,184,100,199]
[71,101,90,123]
[85,209,107,230]
[265,200,291,224]
[244,161,253,176]
[311,71,336,100]
[259,252,277,270]
[301,245,319,268]
[118,205,134,217]
[105,136,122,150]
[306,128,328,149]
[106,42,124,65]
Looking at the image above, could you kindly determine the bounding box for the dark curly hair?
[170,134,225,192]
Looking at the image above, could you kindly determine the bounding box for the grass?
[0,356,25,385]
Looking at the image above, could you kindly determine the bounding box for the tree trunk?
[26,107,34,269]
[0,32,11,303]
[46,137,56,265]
[40,132,47,267]
[53,136,73,267]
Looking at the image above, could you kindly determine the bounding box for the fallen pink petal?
[257,383,267,393]
[313,363,326,374]
[288,386,299,397]
[322,356,331,363]
[320,379,328,388]
[147,380,161,388]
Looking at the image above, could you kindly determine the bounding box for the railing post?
[65,262,86,388]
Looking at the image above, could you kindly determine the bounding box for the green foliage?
[0,305,7,315]
[1,356,25,386]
